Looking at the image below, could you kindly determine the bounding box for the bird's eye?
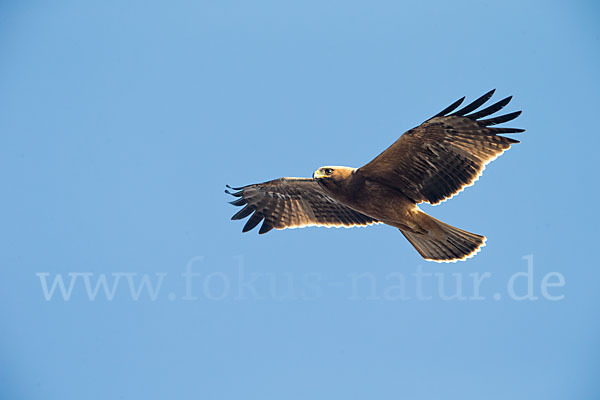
[324,168,333,175]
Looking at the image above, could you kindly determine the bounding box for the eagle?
[226,90,523,262]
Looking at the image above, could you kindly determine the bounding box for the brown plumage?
[226,90,524,262]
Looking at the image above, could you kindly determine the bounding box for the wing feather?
[243,212,264,233]
[232,204,255,220]
[226,178,379,233]
[450,89,495,116]
[357,91,524,205]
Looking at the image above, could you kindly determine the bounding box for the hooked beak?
[313,169,325,179]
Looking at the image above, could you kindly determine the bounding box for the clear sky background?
[1,1,599,399]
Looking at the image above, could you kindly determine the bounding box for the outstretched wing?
[356,89,524,205]
[226,178,379,234]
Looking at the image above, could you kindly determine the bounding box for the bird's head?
[313,166,356,182]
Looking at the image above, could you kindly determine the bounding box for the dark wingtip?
[479,110,523,126]
[466,95,513,120]
[242,213,264,232]
[226,184,244,190]
[450,89,496,117]
[225,189,243,197]
[431,96,466,118]
[258,221,274,234]
[481,88,496,99]
[229,198,247,206]
[231,205,255,220]
[488,127,525,135]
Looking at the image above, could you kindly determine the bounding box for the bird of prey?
[226,90,523,262]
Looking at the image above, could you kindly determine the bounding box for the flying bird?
[226,90,523,262]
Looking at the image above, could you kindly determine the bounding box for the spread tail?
[400,212,486,263]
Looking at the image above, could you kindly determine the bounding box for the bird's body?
[226,90,524,262]
[314,167,421,232]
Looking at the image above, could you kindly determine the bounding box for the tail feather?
[401,212,486,263]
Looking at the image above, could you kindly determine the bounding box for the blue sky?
[1,1,599,399]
